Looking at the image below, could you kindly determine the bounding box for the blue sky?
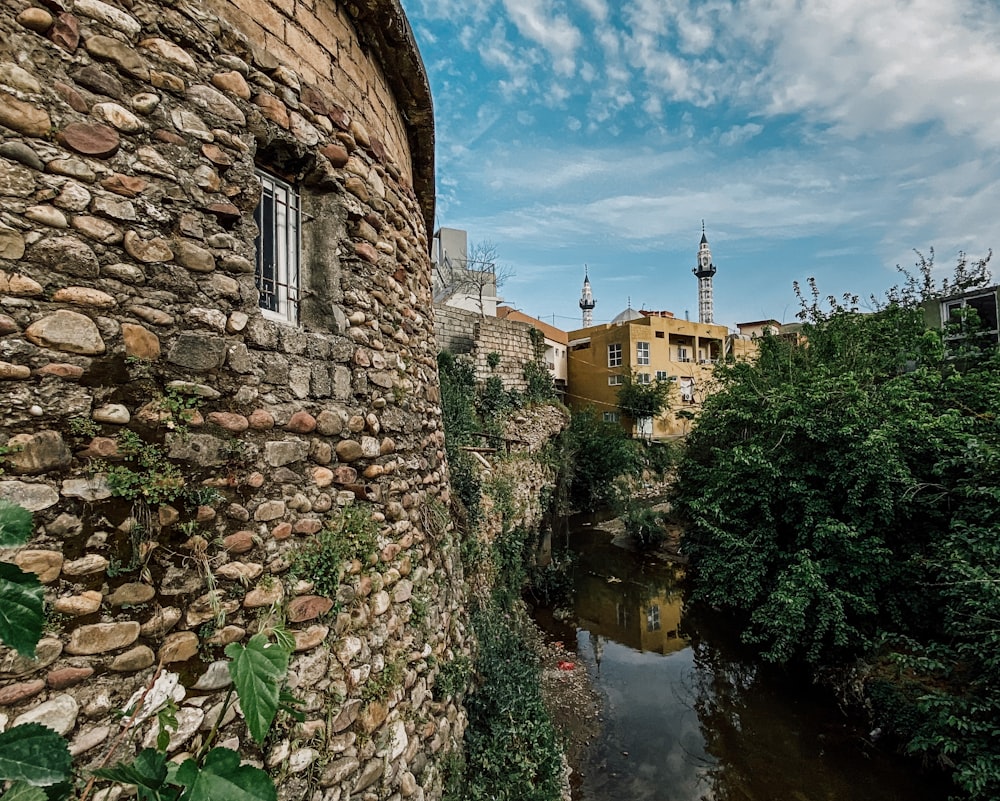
[399,0,1000,332]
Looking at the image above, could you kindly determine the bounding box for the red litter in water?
[558,661,575,671]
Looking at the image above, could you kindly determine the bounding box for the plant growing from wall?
[522,360,555,404]
[0,501,299,801]
[289,505,378,598]
[98,430,185,505]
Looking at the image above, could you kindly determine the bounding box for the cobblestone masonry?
[0,1,471,799]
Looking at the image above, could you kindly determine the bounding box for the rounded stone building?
[0,0,466,798]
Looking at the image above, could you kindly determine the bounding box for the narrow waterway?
[535,512,952,801]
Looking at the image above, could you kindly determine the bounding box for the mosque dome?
[611,306,643,324]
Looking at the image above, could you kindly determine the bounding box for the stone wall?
[0,2,465,800]
[433,305,538,392]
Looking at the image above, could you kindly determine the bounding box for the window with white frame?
[636,341,650,365]
[608,343,622,367]
[655,370,668,381]
[608,374,624,386]
[637,372,651,384]
[254,169,300,324]
[603,411,620,423]
[646,604,661,632]
[677,346,690,362]
[942,292,999,340]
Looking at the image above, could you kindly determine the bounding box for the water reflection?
[548,514,950,801]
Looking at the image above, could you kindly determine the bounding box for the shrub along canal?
[534,512,952,801]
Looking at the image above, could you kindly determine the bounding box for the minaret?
[579,266,596,327]
[693,221,717,324]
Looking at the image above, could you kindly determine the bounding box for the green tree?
[615,372,672,427]
[673,252,1000,799]
[565,408,642,511]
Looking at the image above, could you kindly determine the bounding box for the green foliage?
[0,499,32,547]
[457,607,563,801]
[616,372,672,422]
[0,504,293,801]
[438,351,484,532]
[174,748,276,801]
[526,552,576,607]
[101,431,185,505]
[674,253,1000,799]
[361,659,403,703]
[564,408,642,511]
[97,747,276,801]
[619,502,666,550]
[438,351,478,449]
[288,506,378,598]
[224,634,291,746]
[486,351,501,370]
[0,724,72,787]
[0,502,44,658]
[157,388,202,426]
[522,360,555,404]
[478,375,520,440]
[435,655,472,699]
[528,327,546,359]
[2,783,48,801]
[639,440,679,476]
[67,416,99,439]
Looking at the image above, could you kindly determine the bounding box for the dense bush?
[564,407,642,511]
[452,606,563,801]
[673,254,1000,799]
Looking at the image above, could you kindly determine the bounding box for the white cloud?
[502,0,583,76]
[718,122,763,146]
[732,0,1000,146]
[576,0,609,23]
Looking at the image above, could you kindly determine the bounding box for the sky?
[398,0,1000,332]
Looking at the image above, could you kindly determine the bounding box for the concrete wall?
[0,2,464,799]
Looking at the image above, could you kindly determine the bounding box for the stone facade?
[0,1,467,799]
[433,305,539,392]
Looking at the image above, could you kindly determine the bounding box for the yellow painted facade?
[566,312,731,439]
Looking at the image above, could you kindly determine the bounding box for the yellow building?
[566,308,731,439]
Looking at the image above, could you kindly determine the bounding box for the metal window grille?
[254,170,300,324]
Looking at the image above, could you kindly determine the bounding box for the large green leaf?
[0,501,32,548]
[0,561,44,657]
[0,724,72,787]
[224,635,289,745]
[174,748,276,801]
[94,749,169,801]
[1,781,49,801]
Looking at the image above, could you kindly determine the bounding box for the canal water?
[535,512,951,801]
